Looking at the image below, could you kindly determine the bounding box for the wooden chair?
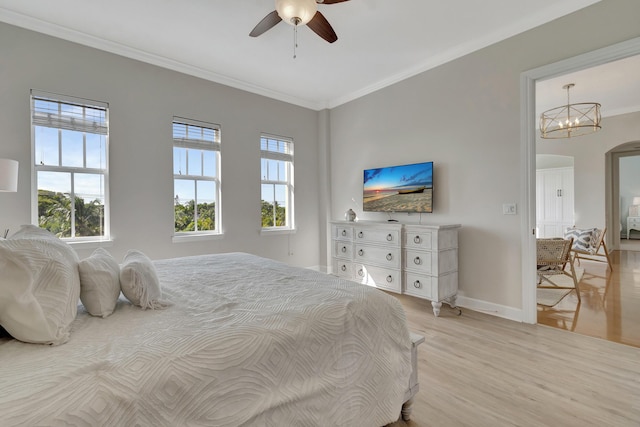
[537,237,581,302]
[572,227,613,271]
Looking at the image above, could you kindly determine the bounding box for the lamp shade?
[632,197,640,206]
[0,158,19,192]
[276,0,317,26]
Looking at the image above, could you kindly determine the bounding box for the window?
[31,91,109,240]
[173,118,221,234]
[261,134,294,230]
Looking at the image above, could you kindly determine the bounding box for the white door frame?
[520,36,640,324]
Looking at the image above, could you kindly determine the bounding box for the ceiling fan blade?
[317,0,350,4]
[249,10,282,37]
[307,11,338,43]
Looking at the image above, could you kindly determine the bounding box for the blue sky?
[364,162,433,191]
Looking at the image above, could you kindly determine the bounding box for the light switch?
[503,203,517,215]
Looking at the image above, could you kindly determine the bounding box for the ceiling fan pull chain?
[293,25,298,59]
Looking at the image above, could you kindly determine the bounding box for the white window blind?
[173,118,220,152]
[32,92,108,135]
[260,135,293,162]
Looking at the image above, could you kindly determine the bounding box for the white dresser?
[330,221,461,316]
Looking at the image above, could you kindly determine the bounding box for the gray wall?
[0,22,322,266]
[328,0,640,310]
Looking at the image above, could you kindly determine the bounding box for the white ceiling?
[3,0,636,114]
[536,54,640,119]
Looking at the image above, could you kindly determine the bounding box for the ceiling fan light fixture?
[276,0,318,26]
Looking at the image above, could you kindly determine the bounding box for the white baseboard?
[306,265,329,273]
[456,295,523,323]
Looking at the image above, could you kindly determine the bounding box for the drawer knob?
[386,275,393,283]
[386,233,393,241]
[341,265,347,272]
[341,230,347,237]
[414,235,421,244]
[358,249,364,256]
[358,231,364,238]
[414,256,421,265]
[358,269,364,277]
[414,280,421,288]
[341,246,347,253]
[386,253,393,261]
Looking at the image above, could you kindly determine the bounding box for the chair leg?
[568,262,581,302]
[601,241,613,271]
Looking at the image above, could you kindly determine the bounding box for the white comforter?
[0,252,412,426]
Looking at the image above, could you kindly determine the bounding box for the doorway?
[520,36,640,324]
[608,147,640,251]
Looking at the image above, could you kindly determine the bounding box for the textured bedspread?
[0,252,412,426]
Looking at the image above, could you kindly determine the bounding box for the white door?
[536,167,575,237]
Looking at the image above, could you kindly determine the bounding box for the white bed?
[0,251,415,426]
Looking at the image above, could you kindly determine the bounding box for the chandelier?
[539,83,601,139]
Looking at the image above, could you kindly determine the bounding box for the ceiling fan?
[249,0,350,44]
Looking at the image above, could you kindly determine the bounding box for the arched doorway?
[606,142,640,251]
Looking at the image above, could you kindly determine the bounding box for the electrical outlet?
[503,203,517,215]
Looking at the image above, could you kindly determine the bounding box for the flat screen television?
[363,161,433,213]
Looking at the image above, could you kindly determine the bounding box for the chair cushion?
[564,227,596,252]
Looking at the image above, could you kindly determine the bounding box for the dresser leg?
[448,295,458,308]
[431,301,442,317]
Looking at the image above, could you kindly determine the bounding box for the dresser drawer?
[403,249,434,274]
[404,272,434,299]
[332,260,353,278]
[355,245,401,268]
[333,225,354,241]
[332,241,353,259]
[354,264,401,293]
[403,229,434,250]
[404,248,458,275]
[629,217,640,227]
[354,227,401,246]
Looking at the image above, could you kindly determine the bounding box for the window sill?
[172,232,224,243]
[260,228,296,236]
[67,239,114,250]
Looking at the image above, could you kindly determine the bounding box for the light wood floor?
[386,253,640,426]
[537,247,640,348]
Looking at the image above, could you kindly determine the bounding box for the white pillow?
[78,248,121,318]
[0,238,81,345]
[10,224,79,265]
[120,250,168,310]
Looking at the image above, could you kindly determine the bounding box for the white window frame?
[30,90,110,242]
[260,133,295,232]
[172,117,222,238]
